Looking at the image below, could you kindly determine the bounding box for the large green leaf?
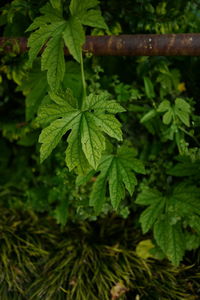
[38,90,124,171]
[89,146,145,212]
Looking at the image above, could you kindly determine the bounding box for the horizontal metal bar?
[1,34,200,56]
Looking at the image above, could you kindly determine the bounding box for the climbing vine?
[1,0,200,266]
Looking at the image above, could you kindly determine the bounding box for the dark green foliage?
[0,0,200,271]
[0,208,199,299]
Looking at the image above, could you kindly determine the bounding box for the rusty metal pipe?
[1,34,200,56]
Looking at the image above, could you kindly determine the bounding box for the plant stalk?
[80,51,87,108]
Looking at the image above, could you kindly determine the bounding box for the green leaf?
[90,146,145,211]
[163,110,173,125]
[185,232,200,251]
[50,0,63,12]
[140,109,157,123]
[154,216,185,266]
[143,77,155,99]
[167,160,200,177]
[135,187,163,206]
[26,3,63,32]
[37,89,77,125]
[172,184,200,216]
[62,61,83,99]
[157,100,174,125]
[81,9,108,29]
[39,91,124,171]
[27,24,56,67]
[17,65,48,121]
[63,17,85,63]
[54,197,69,226]
[76,169,95,186]
[41,31,66,91]
[81,113,106,169]
[70,0,99,17]
[66,126,90,174]
[175,98,190,113]
[188,215,200,234]
[39,111,80,163]
[90,168,110,213]
[136,187,165,233]
[139,202,165,233]
[84,92,125,113]
[157,100,171,112]
[174,98,190,126]
[27,0,107,90]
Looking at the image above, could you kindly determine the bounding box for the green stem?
[179,126,200,147]
[80,51,87,108]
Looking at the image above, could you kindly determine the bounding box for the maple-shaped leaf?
[89,146,145,212]
[154,215,185,266]
[38,90,125,172]
[26,0,107,91]
[136,183,200,265]
[136,183,200,234]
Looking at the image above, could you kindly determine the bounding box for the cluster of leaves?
[0,0,200,268]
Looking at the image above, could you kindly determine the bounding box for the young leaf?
[90,146,145,212]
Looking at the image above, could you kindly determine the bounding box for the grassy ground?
[0,208,199,300]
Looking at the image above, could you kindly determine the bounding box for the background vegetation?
[0,0,200,298]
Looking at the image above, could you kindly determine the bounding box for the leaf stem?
[179,126,200,147]
[80,51,87,108]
